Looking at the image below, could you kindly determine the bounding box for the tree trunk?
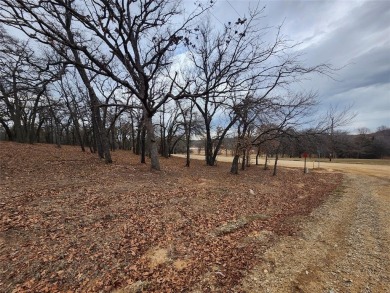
[95,106,112,163]
[140,125,146,163]
[55,122,62,148]
[264,153,269,170]
[75,122,85,152]
[0,120,13,141]
[144,114,160,170]
[186,134,191,167]
[28,123,36,144]
[273,152,279,176]
[87,132,94,153]
[28,91,45,144]
[36,118,45,143]
[256,148,260,165]
[91,108,104,157]
[205,129,214,166]
[111,123,116,151]
[49,118,54,144]
[246,149,250,167]
[185,117,192,167]
[64,10,111,162]
[210,117,238,166]
[64,124,70,144]
[14,115,25,143]
[67,102,85,152]
[135,125,141,155]
[230,155,240,174]
[11,77,26,143]
[241,149,246,170]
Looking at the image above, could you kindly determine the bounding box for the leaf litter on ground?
[0,142,342,292]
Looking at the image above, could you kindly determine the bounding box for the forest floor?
[0,142,389,292]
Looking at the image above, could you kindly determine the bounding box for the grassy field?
[283,157,390,165]
[192,151,390,166]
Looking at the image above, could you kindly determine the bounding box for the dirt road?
[175,154,390,178]
[240,173,390,292]
[176,154,390,292]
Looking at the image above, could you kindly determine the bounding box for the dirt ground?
[1,143,389,292]
[178,154,390,292]
[239,172,390,293]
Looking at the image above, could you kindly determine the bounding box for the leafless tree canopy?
[0,0,364,170]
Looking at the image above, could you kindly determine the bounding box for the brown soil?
[179,154,390,292]
[0,143,388,292]
[239,173,390,293]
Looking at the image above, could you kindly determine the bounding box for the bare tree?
[176,99,204,167]
[235,91,319,175]
[175,3,334,167]
[326,104,356,160]
[0,27,65,143]
[54,69,87,151]
[0,0,213,169]
[161,105,184,157]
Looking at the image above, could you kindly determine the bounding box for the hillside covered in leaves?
[0,142,342,292]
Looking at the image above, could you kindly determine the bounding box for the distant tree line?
[0,0,368,174]
[330,127,390,159]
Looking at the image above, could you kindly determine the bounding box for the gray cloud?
[210,0,390,132]
[296,1,390,131]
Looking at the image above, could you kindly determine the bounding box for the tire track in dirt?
[239,174,390,293]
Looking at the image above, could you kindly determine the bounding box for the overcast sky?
[206,0,390,133]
